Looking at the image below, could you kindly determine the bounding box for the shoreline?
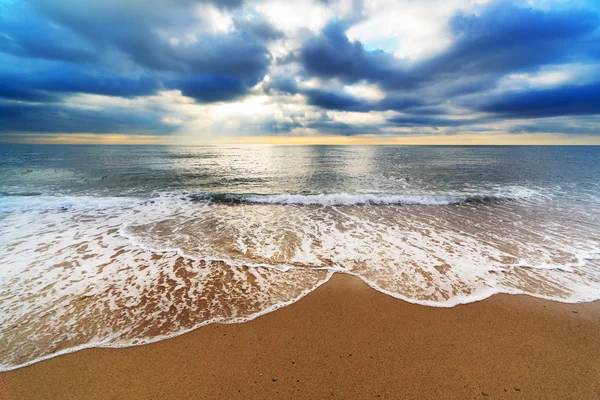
[1,273,599,399]
[3,268,598,374]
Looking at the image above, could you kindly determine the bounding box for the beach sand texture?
[1,273,599,400]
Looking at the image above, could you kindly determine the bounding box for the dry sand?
[1,273,599,399]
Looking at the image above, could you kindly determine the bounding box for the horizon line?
[1,132,600,146]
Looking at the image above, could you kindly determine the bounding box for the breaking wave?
[189,188,544,206]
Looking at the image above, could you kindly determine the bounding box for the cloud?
[0,3,97,64]
[304,89,369,111]
[299,4,599,91]
[267,77,429,112]
[387,116,482,127]
[165,32,273,101]
[0,0,279,133]
[232,14,285,40]
[1,0,599,137]
[0,101,175,134]
[28,0,272,75]
[289,2,600,131]
[509,118,600,134]
[420,4,600,79]
[305,121,364,135]
[0,68,159,101]
[169,74,248,103]
[299,21,404,87]
[0,83,59,103]
[476,82,600,118]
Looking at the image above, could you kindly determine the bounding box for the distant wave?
[189,192,527,206]
[0,187,543,214]
[0,195,137,213]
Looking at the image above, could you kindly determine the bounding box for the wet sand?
[1,273,599,400]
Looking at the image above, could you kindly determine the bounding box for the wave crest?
[189,192,526,206]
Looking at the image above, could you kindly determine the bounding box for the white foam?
[517,262,574,273]
[0,190,599,372]
[118,226,298,272]
[0,195,138,213]
[220,185,549,206]
[240,193,464,205]
[0,270,335,372]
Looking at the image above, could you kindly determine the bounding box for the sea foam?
[0,189,598,371]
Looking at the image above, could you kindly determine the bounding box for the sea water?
[1,144,599,370]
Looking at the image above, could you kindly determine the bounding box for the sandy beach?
[1,273,599,399]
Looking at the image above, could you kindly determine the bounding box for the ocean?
[1,144,599,371]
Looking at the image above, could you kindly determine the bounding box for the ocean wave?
[189,192,535,206]
[0,187,545,213]
[0,195,138,213]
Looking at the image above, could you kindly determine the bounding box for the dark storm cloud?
[417,4,599,81]
[476,82,600,118]
[267,78,429,112]
[28,0,273,77]
[299,22,403,87]
[170,74,248,103]
[0,101,175,135]
[401,106,452,116]
[439,77,497,97]
[304,89,369,111]
[0,69,160,101]
[387,116,483,128]
[0,83,59,103]
[0,4,97,64]
[291,87,430,112]
[264,77,300,95]
[375,96,429,112]
[16,0,274,103]
[166,33,273,101]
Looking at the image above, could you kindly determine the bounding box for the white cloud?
[344,83,386,101]
[498,63,600,90]
[346,0,481,61]
[254,0,333,34]
[161,117,183,125]
[193,4,234,33]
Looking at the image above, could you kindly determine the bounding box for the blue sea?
[1,144,599,370]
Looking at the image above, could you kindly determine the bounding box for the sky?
[1,0,600,144]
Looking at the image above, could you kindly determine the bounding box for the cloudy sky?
[1,0,599,144]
